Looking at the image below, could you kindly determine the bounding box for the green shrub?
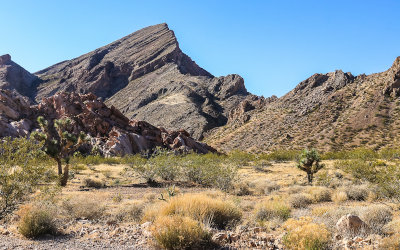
[151,215,212,250]
[0,137,51,219]
[18,205,57,238]
[261,150,300,162]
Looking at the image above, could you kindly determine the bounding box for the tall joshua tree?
[32,116,87,186]
[297,148,324,184]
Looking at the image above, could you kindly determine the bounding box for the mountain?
[0,23,249,140]
[0,54,39,98]
[207,57,400,152]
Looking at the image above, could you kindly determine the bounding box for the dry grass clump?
[282,217,331,250]
[382,218,400,235]
[289,193,313,208]
[151,215,212,250]
[112,201,145,223]
[360,205,393,234]
[233,182,253,196]
[332,190,348,204]
[311,206,334,216]
[254,199,291,222]
[62,195,106,221]
[251,180,280,195]
[307,186,332,202]
[380,233,400,249]
[345,185,369,201]
[18,204,57,238]
[83,178,105,188]
[144,194,241,229]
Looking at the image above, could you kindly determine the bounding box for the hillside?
[207,57,400,152]
[0,24,249,140]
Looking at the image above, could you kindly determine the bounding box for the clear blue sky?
[1,0,399,97]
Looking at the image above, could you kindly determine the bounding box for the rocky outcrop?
[0,90,216,156]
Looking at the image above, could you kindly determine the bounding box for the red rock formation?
[0,90,216,156]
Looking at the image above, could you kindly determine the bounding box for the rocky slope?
[0,89,215,156]
[207,57,400,152]
[0,23,249,139]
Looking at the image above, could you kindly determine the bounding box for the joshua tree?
[32,116,87,186]
[297,148,324,184]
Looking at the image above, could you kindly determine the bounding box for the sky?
[1,0,400,97]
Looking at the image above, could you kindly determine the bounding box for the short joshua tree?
[297,148,324,184]
[32,116,87,186]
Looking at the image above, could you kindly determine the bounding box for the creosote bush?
[0,137,51,219]
[151,215,212,250]
[144,194,242,229]
[283,217,331,250]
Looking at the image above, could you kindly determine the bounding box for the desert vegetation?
[1,139,400,249]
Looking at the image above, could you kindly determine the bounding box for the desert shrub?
[380,234,400,249]
[252,180,280,195]
[322,148,378,160]
[71,154,123,166]
[0,137,51,219]
[382,218,400,235]
[151,215,212,250]
[332,190,348,204]
[308,186,332,202]
[227,150,257,166]
[283,217,331,250]
[61,195,105,221]
[254,199,291,222]
[345,185,369,201]
[233,182,253,196]
[18,204,57,238]
[113,201,144,222]
[181,153,237,191]
[311,206,333,216]
[83,178,105,188]
[149,149,181,181]
[132,162,158,184]
[314,171,334,187]
[145,194,242,229]
[261,150,300,162]
[360,205,393,234]
[289,193,313,208]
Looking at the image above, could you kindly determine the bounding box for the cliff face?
[29,23,249,139]
[207,57,400,152]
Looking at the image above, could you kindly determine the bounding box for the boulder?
[336,214,368,236]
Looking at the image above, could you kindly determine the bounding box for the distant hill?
[207,56,400,152]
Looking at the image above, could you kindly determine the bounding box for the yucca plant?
[297,148,324,183]
[31,116,87,186]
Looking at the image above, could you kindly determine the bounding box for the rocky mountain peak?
[0,54,12,65]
